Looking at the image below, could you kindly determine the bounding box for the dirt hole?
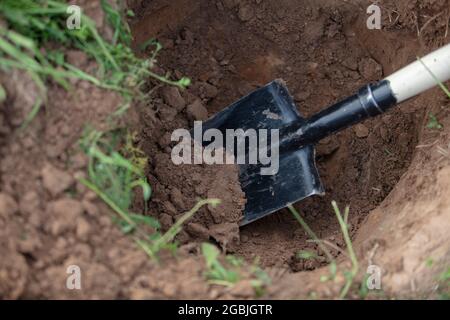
[0,0,448,300]
[129,0,426,271]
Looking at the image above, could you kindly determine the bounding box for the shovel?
[196,44,450,226]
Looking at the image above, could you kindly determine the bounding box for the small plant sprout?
[289,202,360,299]
[201,243,240,287]
[427,113,443,130]
[437,267,450,299]
[201,243,271,296]
[288,204,337,281]
[418,56,450,98]
[331,201,359,299]
[0,83,6,102]
[0,0,190,129]
[297,250,319,260]
[136,199,221,261]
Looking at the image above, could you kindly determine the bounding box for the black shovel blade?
[200,80,325,225]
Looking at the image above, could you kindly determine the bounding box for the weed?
[425,257,434,268]
[79,128,151,216]
[202,243,240,287]
[418,56,450,98]
[427,113,443,130]
[288,205,337,282]
[201,243,271,296]
[0,0,190,128]
[332,201,359,299]
[0,83,6,102]
[79,127,221,260]
[288,202,359,299]
[79,128,148,231]
[297,250,319,260]
[136,199,221,261]
[438,267,450,300]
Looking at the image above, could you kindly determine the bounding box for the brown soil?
[147,150,246,251]
[1,0,449,299]
[131,0,424,269]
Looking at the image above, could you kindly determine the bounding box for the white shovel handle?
[385,43,450,103]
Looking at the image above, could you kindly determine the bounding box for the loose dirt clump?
[149,150,246,251]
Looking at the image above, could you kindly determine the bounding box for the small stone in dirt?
[186,100,208,121]
[65,50,89,69]
[162,201,178,216]
[161,86,185,111]
[229,280,255,298]
[159,213,173,230]
[159,105,178,122]
[180,29,195,45]
[158,132,173,149]
[210,223,240,253]
[358,58,383,81]
[294,89,311,102]
[186,222,210,240]
[76,217,91,241]
[41,164,74,197]
[200,82,218,99]
[48,199,84,236]
[0,193,18,219]
[316,137,340,157]
[223,0,238,10]
[354,124,370,138]
[19,191,40,216]
[0,248,28,299]
[214,49,225,61]
[238,4,254,22]
[170,188,185,211]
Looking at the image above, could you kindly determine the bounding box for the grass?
[438,267,450,299]
[331,201,359,299]
[288,202,359,299]
[0,0,208,261]
[79,128,152,228]
[288,204,337,282]
[202,243,240,287]
[0,0,190,128]
[201,243,271,296]
[427,113,443,130]
[24,0,194,255]
[79,127,222,261]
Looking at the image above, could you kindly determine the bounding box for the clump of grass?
[0,0,190,128]
[288,202,359,299]
[437,267,450,300]
[427,113,443,130]
[288,205,338,282]
[202,243,240,287]
[79,128,151,225]
[80,127,221,261]
[201,243,271,296]
[331,201,359,299]
[136,199,221,261]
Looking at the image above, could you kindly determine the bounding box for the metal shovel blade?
[199,80,325,226]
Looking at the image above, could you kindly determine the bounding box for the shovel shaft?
[280,43,450,152]
[279,80,396,152]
